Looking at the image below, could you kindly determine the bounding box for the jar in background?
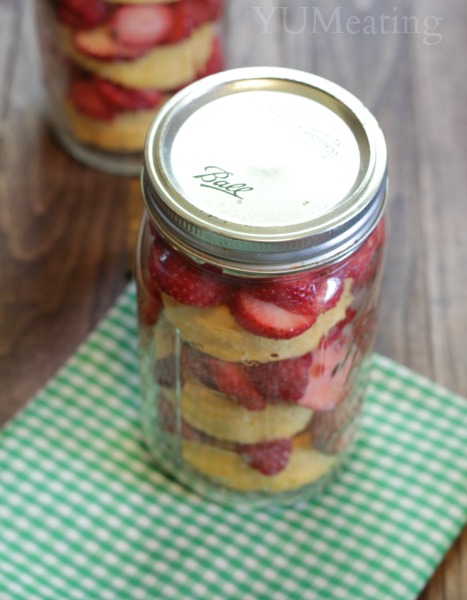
[35,0,224,175]
[136,67,388,506]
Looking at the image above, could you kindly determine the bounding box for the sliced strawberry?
[229,292,317,339]
[338,218,386,284]
[251,272,343,316]
[74,26,148,60]
[299,373,347,412]
[298,341,352,411]
[57,0,107,29]
[200,0,223,22]
[68,79,115,120]
[183,347,266,410]
[189,0,223,26]
[166,0,197,43]
[249,352,313,402]
[182,346,214,388]
[190,0,208,26]
[240,439,292,475]
[316,335,351,374]
[148,240,231,307]
[94,77,163,110]
[208,360,266,411]
[314,277,345,311]
[108,5,173,50]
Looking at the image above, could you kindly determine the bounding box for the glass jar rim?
[142,67,388,276]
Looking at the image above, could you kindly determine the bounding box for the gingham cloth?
[1,285,466,600]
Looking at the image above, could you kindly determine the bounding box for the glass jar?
[35,0,224,175]
[136,67,388,506]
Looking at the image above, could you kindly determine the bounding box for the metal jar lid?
[142,67,388,275]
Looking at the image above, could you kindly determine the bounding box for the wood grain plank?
[413,0,467,395]
[411,1,467,599]
[223,0,283,67]
[0,0,22,171]
[0,2,132,424]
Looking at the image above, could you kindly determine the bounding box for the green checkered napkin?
[1,285,466,600]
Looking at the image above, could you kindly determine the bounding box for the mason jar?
[136,67,388,506]
[35,0,224,175]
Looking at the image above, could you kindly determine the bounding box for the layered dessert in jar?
[137,218,385,499]
[136,67,388,505]
[36,0,223,173]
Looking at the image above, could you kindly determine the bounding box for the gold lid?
[142,67,387,275]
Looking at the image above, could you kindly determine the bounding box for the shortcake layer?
[182,432,336,492]
[59,22,215,91]
[163,380,313,443]
[63,96,169,151]
[161,278,353,363]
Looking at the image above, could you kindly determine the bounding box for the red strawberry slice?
[251,273,344,316]
[190,0,223,26]
[240,439,292,475]
[200,0,223,22]
[94,77,163,110]
[208,360,266,411]
[57,0,107,29]
[229,292,317,339]
[339,218,386,283]
[183,347,266,410]
[74,26,149,60]
[108,5,173,50]
[182,346,214,388]
[68,79,115,120]
[249,352,313,402]
[166,0,197,43]
[190,0,211,26]
[299,370,347,412]
[148,240,231,307]
[314,277,345,312]
[298,341,352,411]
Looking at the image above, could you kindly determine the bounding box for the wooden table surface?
[1,1,466,598]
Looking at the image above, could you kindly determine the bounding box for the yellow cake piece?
[182,435,336,493]
[63,96,170,152]
[161,278,353,363]
[59,23,215,91]
[163,379,313,443]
